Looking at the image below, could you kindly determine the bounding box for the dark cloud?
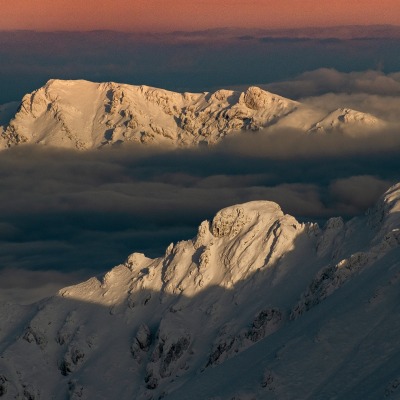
[0,267,89,304]
[3,31,400,104]
[329,175,393,214]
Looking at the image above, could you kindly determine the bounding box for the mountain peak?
[309,107,385,135]
[211,201,283,238]
[45,78,90,88]
[0,80,386,151]
[241,86,296,111]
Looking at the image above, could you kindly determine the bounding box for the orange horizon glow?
[2,0,400,32]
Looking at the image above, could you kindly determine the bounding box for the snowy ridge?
[0,80,386,150]
[309,107,385,136]
[1,186,400,398]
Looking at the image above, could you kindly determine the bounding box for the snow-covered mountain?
[1,183,400,399]
[309,107,385,136]
[0,80,385,150]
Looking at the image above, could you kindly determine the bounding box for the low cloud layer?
[217,126,400,158]
[0,268,89,304]
[329,175,393,214]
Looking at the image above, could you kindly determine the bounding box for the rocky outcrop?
[131,323,152,362]
[207,308,283,366]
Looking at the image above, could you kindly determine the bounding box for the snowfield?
[1,183,400,399]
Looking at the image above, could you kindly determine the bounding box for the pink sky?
[2,0,400,31]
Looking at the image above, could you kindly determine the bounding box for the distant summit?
[0,79,385,150]
[309,107,385,136]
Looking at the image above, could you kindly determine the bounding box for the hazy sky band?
[2,30,400,105]
[3,0,400,31]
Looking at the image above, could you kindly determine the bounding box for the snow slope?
[0,80,385,150]
[309,107,386,136]
[1,184,400,399]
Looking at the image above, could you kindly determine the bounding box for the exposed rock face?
[22,326,47,349]
[0,80,385,151]
[1,185,400,399]
[131,324,152,362]
[207,308,283,366]
[0,375,7,396]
